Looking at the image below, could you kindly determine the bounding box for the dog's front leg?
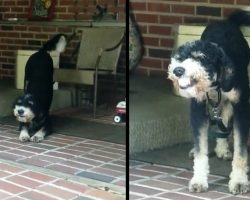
[229,103,249,195]
[19,125,30,142]
[30,128,45,143]
[214,102,233,160]
[189,99,209,193]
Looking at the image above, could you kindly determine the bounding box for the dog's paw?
[214,139,232,161]
[189,178,208,193]
[188,148,195,159]
[229,181,249,195]
[30,135,44,143]
[215,149,232,161]
[30,131,45,143]
[19,131,30,142]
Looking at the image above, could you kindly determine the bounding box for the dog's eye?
[28,101,34,105]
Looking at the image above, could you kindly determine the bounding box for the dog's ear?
[218,50,235,92]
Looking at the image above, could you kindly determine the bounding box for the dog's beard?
[173,76,212,99]
[13,106,35,123]
[179,84,198,98]
[168,58,213,101]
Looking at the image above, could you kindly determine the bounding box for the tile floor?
[129,160,250,200]
[0,123,125,200]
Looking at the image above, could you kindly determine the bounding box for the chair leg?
[93,49,102,118]
[70,88,74,107]
[75,86,80,107]
[93,75,98,119]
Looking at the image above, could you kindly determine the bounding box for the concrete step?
[129,75,192,154]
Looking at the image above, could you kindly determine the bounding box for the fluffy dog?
[13,94,51,142]
[14,34,67,142]
[168,10,250,194]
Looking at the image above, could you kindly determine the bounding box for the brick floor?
[129,159,250,200]
[0,124,125,199]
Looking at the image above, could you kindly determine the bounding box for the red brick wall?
[130,0,250,77]
[0,0,126,79]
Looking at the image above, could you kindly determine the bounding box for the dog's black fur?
[168,10,250,194]
[13,94,51,142]
[24,33,67,113]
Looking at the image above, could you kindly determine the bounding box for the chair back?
[76,27,124,73]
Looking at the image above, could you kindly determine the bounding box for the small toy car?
[114,100,126,123]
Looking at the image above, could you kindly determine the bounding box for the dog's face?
[13,94,37,123]
[168,40,234,100]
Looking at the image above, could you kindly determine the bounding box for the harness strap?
[206,89,233,138]
[210,119,232,138]
[206,88,221,107]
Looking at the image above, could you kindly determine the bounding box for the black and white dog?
[14,34,67,142]
[168,11,250,194]
[13,94,51,142]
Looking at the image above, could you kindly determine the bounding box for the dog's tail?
[228,10,250,26]
[41,34,67,52]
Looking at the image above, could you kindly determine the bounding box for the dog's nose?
[18,109,24,115]
[173,67,185,77]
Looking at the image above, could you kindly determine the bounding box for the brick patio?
[0,124,125,200]
[129,160,250,200]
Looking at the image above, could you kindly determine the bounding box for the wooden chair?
[54,27,125,118]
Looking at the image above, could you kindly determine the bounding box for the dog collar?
[206,89,232,138]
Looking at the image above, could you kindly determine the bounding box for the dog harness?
[206,89,233,138]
